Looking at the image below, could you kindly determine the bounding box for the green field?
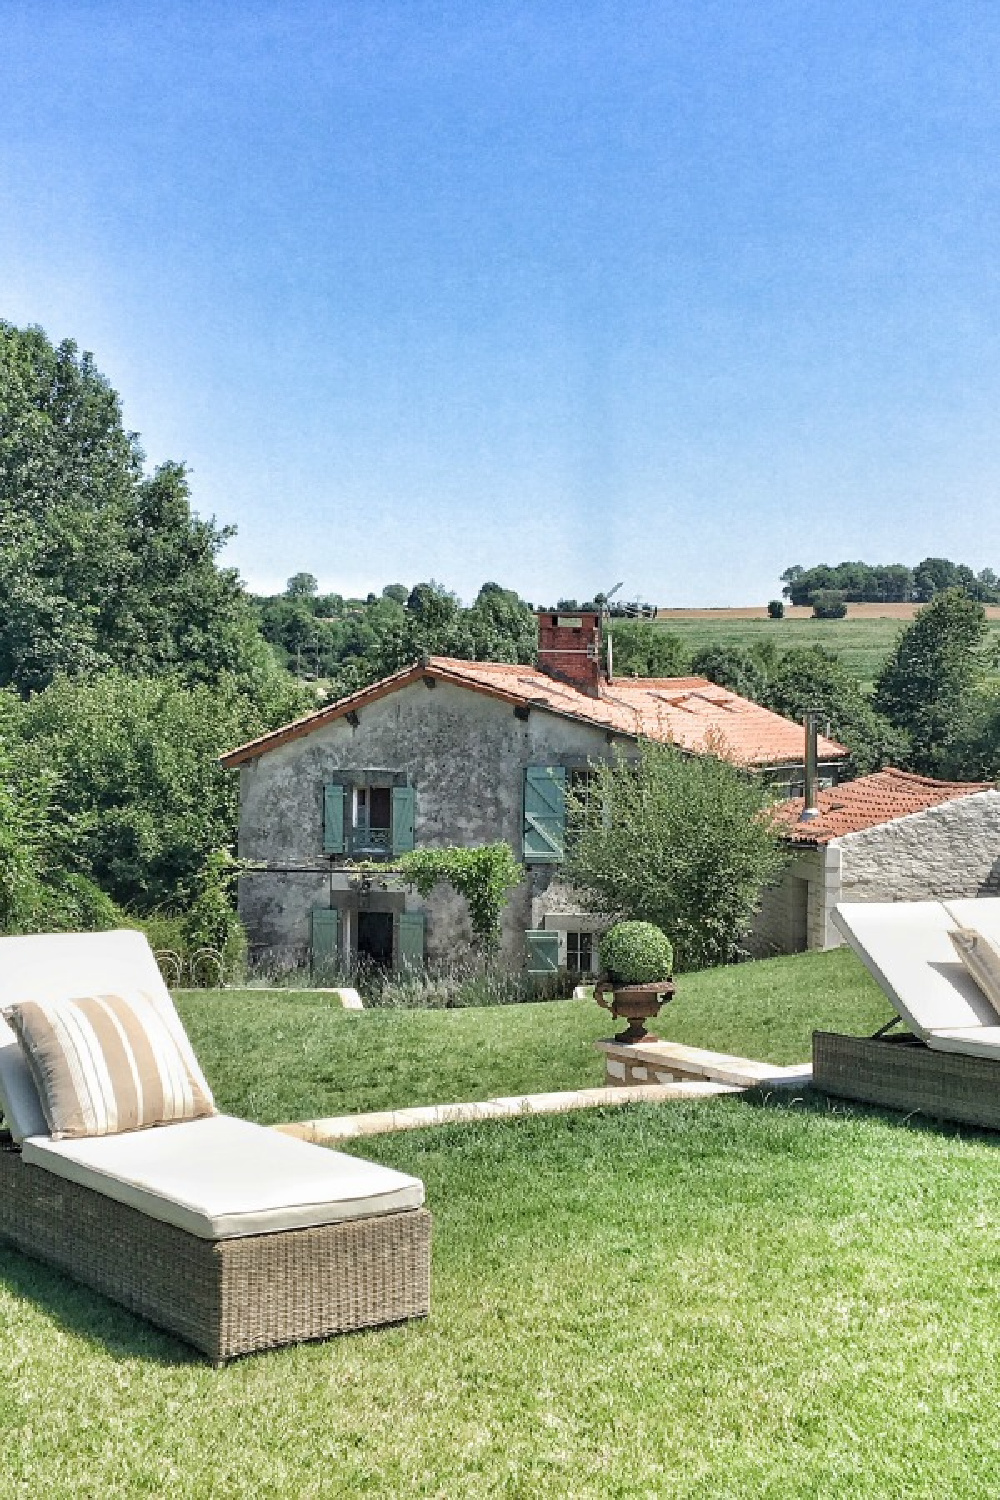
[649,616,1000,689]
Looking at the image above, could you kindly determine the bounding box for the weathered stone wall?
[749,848,839,956]
[751,791,1000,954]
[235,678,623,966]
[838,790,1000,905]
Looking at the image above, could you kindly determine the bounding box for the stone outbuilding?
[752,769,1000,955]
[221,610,849,975]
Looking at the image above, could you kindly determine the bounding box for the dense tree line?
[781,558,1000,607]
[0,322,306,941]
[253,575,538,698]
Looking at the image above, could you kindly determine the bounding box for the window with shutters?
[323,772,414,859]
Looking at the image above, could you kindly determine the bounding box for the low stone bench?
[596,1037,812,1090]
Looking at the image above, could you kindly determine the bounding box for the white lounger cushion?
[0,930,213,1142]
[926,1027,1000,1059]
[831,901,1000,1037]
[22,1114,425,1240]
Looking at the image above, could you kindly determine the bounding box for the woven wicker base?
[813,1030,1000,1131]
[0,1146,430,1362]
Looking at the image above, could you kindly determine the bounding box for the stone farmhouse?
[753,769,1000,955]
[221,610,849,975]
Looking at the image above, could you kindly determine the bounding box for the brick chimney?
[536,610,602,696]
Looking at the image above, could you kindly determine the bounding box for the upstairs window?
[355,785,392,854]
[323,776,415,858]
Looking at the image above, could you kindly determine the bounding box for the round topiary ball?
[599,921,674,986]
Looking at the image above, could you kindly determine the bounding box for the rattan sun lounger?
[813,898,1000,1128]
[0,932,430,1362]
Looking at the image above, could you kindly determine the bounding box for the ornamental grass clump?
[599,921,674,986]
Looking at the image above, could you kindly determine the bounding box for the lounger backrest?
[0,931,212,1141]
[832,901,1000,1036]
[0,929,175,1013]
[942,898,1000,949]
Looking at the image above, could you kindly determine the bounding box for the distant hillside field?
[648,609,1000,687]
[657,603,1000,621]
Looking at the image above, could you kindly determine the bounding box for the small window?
[566,931,594,973]
[567,768,601,842]
[569,767,597,808]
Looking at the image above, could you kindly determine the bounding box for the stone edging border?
[274,1080,744,1145]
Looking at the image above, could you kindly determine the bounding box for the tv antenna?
[600,582,624,682]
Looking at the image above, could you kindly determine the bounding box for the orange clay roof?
[220,657,850,769]
[774,768,996,845]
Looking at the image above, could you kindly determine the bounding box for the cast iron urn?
[594,978,675,1045]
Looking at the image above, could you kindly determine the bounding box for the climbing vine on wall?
[396,843,523,954]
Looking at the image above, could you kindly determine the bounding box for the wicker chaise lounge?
[0,931,431,1362]
[813,898,1000,1129]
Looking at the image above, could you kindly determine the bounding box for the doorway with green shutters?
[311,901,426,974]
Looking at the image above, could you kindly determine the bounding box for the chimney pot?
[535,610,603,696]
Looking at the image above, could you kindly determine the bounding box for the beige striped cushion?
[4,992,216,1140]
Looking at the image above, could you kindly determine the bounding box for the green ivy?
[396,843,523,954]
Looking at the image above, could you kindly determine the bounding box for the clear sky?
[4,1,1000,606]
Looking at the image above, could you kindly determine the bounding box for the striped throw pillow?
[4,992,216,1140]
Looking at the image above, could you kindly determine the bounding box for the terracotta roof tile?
[220,658,849,769]
[774,768,996,845]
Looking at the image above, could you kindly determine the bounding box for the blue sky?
[3,1,1000,606]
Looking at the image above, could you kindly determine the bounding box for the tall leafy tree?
[607,622,689,677]
[873,590,991,773]
[941,691,1000,780]
[763,648,907,775]
[565,740,787,971]
[0,321,276,697]
[13,670,304,911]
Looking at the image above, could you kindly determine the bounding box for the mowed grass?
[175,947,890,1124]
[3,950,992,1498]
[651,614,1000,688]
[6,1098,1000,1497]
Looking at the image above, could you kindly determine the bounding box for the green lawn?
[652,615,1000,688]
[176,947,890,1124]
[5,949,995,1499]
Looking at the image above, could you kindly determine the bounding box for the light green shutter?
[525,929,560,974]
[311,907,341,972]
[391,785,416,854]
[323,784,345,854]
[522,766,567,862]
[397,911,425,970]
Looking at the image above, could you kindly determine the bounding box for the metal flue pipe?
[800,711,821,822]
